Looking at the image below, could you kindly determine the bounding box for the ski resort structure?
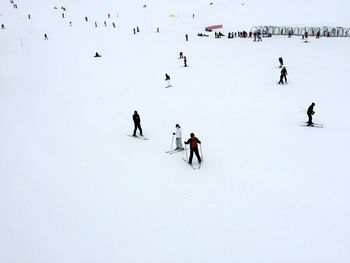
[251,25,350,37]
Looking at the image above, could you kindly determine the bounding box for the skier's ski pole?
[299,106,307,112]
[170,133,175,150]
[200,143,203,162]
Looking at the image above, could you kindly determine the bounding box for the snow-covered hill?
[0,1,349,263]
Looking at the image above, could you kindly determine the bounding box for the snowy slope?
[0,1,350,263]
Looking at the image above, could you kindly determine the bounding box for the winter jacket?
[133,113,141,124]
[307,105,315,115]
[175,127,182,139]
[185,137,201,149]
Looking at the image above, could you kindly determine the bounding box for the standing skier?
[307,102,315,125]
[132,110,143,136]
[183,56,188,67]
[185,34,188,41]
[173,124,184,150]
[165,73,172,88]
[184,133,201,165]
[278,66,287,84]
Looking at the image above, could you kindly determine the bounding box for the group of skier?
[132,111,202,166]
[277,57,318,126]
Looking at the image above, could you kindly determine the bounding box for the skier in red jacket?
[184,133,201,165]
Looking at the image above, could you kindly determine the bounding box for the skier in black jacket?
[307,103,315,125]
[132,110,143,136]
[278,66,287,84]
[184,133,201,165]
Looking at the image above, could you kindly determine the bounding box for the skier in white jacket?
[173,124,184,150]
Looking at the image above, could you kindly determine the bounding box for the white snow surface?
[1,1,350,263]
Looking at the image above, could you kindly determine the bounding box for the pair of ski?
[300,122,324,128]
[128,134,148,140]
[165,148,184,154]
[166,149,201,170]
[182,158,201,170]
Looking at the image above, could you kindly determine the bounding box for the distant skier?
[278,66,287,84]
[85,17,88,22]
[132,110,143,137]
[184,133,201,165]
[183,56,188,67]
[137,26,140,32]
[95,21,97,27]
[173,124,184,150]
[112,22,116,28]
[1,24,5,30]
[133,28,136,34]
[94,52,101,57]
[179,52,183,59]
[165,73,172,88]
[185,34,188,41]
[307,102,315,125]
[44,33,48,40]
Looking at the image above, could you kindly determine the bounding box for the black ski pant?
[133,123,142,136]
[189,148,201,164]
[307,113,313,125]
[279,75,284,84]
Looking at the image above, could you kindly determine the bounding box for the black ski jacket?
[133,113,141,124]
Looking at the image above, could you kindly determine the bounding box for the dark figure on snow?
[179,52,183,59]
[185,34,188,41]
[133,28,136,34]
[85,17,88,22]
[28,14,31,19]
[137,26,140,32]
[44,33,48,40]
[278,66,287,84]
[95,21,97,27]
[165,73,171,87]
[307,103,315,125]
[257,33,262,42]
[183,56,187,67]
[1,24,5,30]
[185,133,201,165]
[112,22,116,28]
[94,52,101,57]
[279,57,284,68]
[133,111,143,136]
